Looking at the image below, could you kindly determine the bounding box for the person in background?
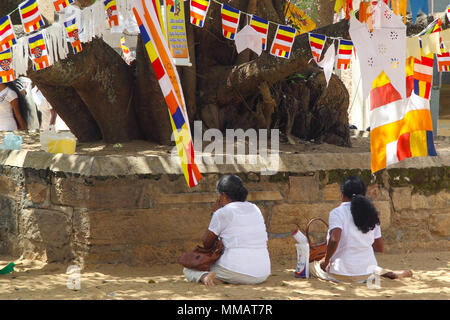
[310,176,413,283]
[0,82,26,131]
[13,77,40,130]
[183,175,271,287]
[31,86,70,131]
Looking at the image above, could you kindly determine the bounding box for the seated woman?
[310,176,413,283]
[183,175,271,287]
[0,82,26,131]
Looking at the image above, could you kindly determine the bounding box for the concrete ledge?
[1,149,450,177]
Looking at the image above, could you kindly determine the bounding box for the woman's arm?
[202,229,218,249]
[11,99,26,130]
[372,237,384,253]
[320,228,342,272]
[49,108,57,126]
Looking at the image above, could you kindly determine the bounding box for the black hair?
[341,176,380,233]
[6,81,29,128]
[216,175,248,202]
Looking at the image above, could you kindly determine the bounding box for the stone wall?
[0,149,449,266]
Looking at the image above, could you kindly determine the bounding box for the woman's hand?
[320,258,330,273]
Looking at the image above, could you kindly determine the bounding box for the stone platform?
[0,139,449,266]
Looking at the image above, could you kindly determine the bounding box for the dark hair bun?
[216,175,248,202]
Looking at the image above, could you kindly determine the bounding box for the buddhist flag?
[167,0,175,13]
[221,4,240,40]
[337,39,353,70]
[104,0,119,28]
[309,33,326,63]
[19,0,45,34]
[270,25,296,59]
[437,41,450,72]
[284,1,316,35]
[0,49,15,83]
[64,18,82,54]
[132,0,202,188]
[250,15,269,51]
[370,53,437,173]
[0,16,16,51]
[28,31,50,71]
[413,47,433,99]
[120,37,131,58]
[190,0,210,28]
[52,0,74,12]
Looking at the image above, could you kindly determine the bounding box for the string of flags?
[0,0,128,83]
[190,0,313,59]
[1,0,448,86]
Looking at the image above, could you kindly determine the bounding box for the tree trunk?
[36,83,102,142]
[28,38,141,142]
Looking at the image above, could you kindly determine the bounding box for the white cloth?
[234,24,263,56]
[0,87,18,131]
[183,264,268,285]
[208,201,270,278]
[317,41,336,87]
[406,37,421,59]
[32,86,52,130]
[441,29,450,52]
[349,2,406,100]
[327,202,382,277]
[420,32,441,56]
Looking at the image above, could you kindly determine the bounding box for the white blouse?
[208,201,271,278]
[0,87,18,131]
[327,202,382,276]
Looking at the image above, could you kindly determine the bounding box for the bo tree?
[1,0,439,146]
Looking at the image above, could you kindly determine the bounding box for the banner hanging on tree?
[166,0,191,66]
[132,0,202,188]
[284,1,316,35]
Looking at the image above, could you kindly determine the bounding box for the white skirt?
[0,116,18,131]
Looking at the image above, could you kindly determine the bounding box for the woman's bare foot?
[200,272,224,287]
[382,270,413,279]
[200,272,217,287]
[398,270,413,278]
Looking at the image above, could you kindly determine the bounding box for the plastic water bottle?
[293,229,310,278]
[0,133,22,150]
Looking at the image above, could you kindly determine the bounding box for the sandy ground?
[0,124,448,301]
[0,251,448,300]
